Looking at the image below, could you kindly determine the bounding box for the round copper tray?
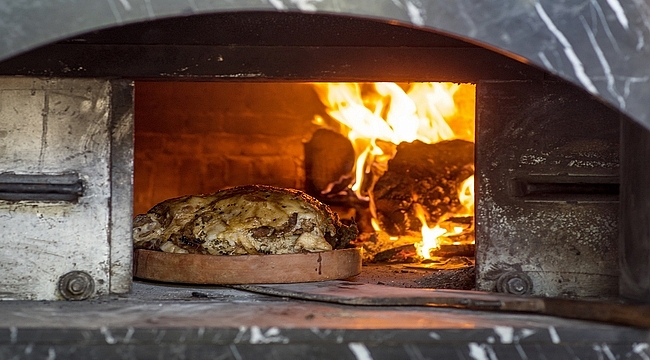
[133,248,362,284]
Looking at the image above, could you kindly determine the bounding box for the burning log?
[372,244,475,263]
[372,244,418,263]
[304,129,355,197]
[372,139,474,235]
[431,244,475,258]
[352,232,413,263]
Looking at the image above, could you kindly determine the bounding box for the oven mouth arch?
[0,3,646,128]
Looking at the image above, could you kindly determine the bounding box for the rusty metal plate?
[475,80,620,298]
[0,77,133,300]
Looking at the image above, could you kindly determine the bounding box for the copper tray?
[133,248,362,284]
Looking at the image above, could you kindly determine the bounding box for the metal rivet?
[58,271,95,301]
[496,271,533,295]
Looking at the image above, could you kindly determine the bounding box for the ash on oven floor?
[349,263,475,290]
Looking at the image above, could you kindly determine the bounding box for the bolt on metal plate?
[58,271,95,300]
[496,271,533,295]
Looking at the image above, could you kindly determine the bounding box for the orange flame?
[414,174,475,259]
[312,82,476,259]
[312,82,474,199]
[413,204,446,259]
[371,218,383,232]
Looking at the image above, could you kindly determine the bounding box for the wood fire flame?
[312,82,475,260]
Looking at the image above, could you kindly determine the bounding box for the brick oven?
[132,82,317,216]
[1,1,650,358]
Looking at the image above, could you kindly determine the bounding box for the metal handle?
[509,176,618,202]
[0,173,84,202]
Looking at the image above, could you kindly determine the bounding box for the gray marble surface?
[0,0,648,130]
[0,281,649,359]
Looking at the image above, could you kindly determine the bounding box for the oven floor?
[0,281,647,359]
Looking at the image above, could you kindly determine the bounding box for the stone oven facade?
[0,1,649,303]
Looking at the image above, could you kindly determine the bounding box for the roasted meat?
[133,185,357,255]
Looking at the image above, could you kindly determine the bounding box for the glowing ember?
[458,175,475,215]
[371,218,383,232]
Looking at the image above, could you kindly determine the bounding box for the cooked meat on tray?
[133,185,357,255]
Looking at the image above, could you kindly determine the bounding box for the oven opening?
[134,81,477,289]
